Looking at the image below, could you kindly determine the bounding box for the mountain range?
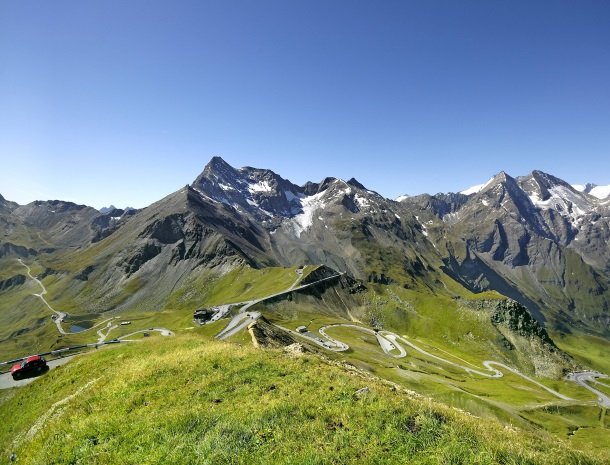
[4,156,610,458]
[2,157,610,344]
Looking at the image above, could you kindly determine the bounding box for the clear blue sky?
[1,1,609,208]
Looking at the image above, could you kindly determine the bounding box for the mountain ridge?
[2,158,610,344]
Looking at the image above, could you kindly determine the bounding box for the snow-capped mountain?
[191,157,391,238]
[2,158,610,340]
[572,183,610,200]
[459,177,495,196]
[191,156,304,223]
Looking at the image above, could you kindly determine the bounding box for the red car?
[10,355,48,380]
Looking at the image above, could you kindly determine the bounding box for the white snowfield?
[288,181,354,237]
[528,185,591,228]
[291,190,327,236]
[460,177,494,195]
[247,180,274,194]
[572,183,610,199]
[354,194,370,209]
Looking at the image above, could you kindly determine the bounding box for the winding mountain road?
[295,323,575,402]
[117,328,175,341]
[566,371,610,408]
[215,272,343,340]
[18,259,68,335]
[18,259,116,336]
[12,259,609,407]
[210,270,590,404]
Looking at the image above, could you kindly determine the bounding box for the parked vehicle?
[10,355,48,380]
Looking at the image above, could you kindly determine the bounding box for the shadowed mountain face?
[400,170,610,334]
[1,158,610,338]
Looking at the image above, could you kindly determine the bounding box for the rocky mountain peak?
[99,205,117,214]
[473,171,525,201]
[190,157,304,222]
[485,170,511,188]
[517,170,574,202]
[347,178,367,190]
[0,193,11,213]
[195,156,240,186]
[460,171,511,196]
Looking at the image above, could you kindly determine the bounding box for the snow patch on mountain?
[587,185,610,199]
[529,185,591,227]
[248,180,273,193]
[572,183,610,199]
[284,190,304,202]
[354,194,370,209]
[290,191,327,237]
[193,187,221,204]
[395,195,409,202]
[461,177,494,195]
[218,183,236,191]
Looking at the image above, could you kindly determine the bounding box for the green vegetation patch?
[0,335,605,464]
[167,265,310,310]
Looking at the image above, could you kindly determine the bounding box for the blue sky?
[1,1,609,208]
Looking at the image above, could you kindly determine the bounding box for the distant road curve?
[118,327,175,341]
[17,259,116,336]
[566,371,610,408]
[0,327,174,389]
[210,270,580,404]
[295,323,575,403]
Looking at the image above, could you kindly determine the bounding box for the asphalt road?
[18,258,117,337]
[566,371,610,408]
[291,322,576,403]
[211,271,579,405]
[215,272,343,340]
[18,258,68,335]
[0,356,76,390]
[216,312,261,340]
[118,328,175,340]
[0,325,174,390]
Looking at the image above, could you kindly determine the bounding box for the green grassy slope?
[0,335,605,465]
[258,279,610,448]
[0,263,314,361]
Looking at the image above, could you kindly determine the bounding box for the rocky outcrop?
[248,316,298,348]
[123,242,162,275]
[75,265,96,281]
[489,300,555,346]
[0,243,37,258]
[0,274,26,291]
[459,298,577,378]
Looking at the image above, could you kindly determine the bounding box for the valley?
[1,158,610,461]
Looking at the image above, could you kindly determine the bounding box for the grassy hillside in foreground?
[0,335,606,465]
